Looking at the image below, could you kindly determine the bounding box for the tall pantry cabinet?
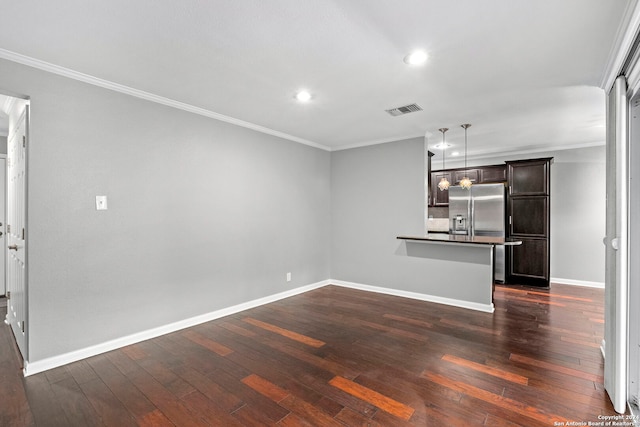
[506,158,553,288]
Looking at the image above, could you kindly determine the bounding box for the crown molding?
[331,133,605,160]
[0,48,331,152]
[331,132,425,151]
[446,141,606,165]
[600,0,640,92]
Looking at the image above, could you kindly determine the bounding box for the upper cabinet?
[453,169,480,185]
[431,171,452,206]
[429,164,506,206]
[507,159,550,196]
[479,165,507,183]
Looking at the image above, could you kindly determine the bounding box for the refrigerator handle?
[470,196,474,236]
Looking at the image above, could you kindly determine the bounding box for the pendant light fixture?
[459,124,472,190]
[437,128,450,191]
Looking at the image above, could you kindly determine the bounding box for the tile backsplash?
[427,218,449,232]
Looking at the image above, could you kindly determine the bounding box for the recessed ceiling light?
[451,151,460,156]
[403,50,428,66]
[295,90,312,102]
[433,142,451,149]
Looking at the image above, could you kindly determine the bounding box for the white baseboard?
[23,278,496,376]
[330,279,495,313]
[23,280,330,377]
[550,277,605,289]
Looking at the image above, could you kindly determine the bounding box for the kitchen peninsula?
[396,234,522,312]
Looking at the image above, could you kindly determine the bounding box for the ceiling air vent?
[385,103,423,117]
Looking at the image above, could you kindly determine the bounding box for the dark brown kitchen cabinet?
[506,158,553,287]
[509,238,548,280]
[429,164,506,206]
[479,165,507,183]
[453,169,479,185]
[509,197,548,237]
[427,151,435,206]
[508,158,550,195]
[430,171,451,206]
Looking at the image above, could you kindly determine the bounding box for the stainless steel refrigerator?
[449,183,506,282]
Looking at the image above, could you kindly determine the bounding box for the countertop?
[397,234,522,246]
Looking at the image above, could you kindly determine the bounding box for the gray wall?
[445,146,606,284]
[0,59,331,362]
[330,138,492,304]
[0,136,6,154]
[0,56,606,366]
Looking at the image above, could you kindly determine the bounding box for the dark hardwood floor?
[0,284,618,426]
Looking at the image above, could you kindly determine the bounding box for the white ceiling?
[0,1,632,156]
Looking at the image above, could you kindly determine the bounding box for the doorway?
[1,92,29,361]
[0,100,7,297]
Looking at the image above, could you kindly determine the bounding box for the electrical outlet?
[286,272,291,282]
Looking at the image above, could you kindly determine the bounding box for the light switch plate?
[96,195,108,210]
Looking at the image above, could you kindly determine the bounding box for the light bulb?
[438,177,451,191]
[459,177,473,190]
[296,90,312,102]
[403,50,428,66]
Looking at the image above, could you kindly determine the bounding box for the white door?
[6,105,27,358]
[0,158,5,296]
[604,76,629,414]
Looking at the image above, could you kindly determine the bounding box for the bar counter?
[397,234,522,246]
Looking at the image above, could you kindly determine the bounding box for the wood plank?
[44,366,71,384]
[231,404,281,426]
[423,372,563,425]
[181,330,233,356]
[86,354,159,422]
[22,374,70,427]
[242,317,326,348]
[357,318,430,342]
[66,360,99,385]
[49,376,102,427]
[278,394,344,427]
[509,353,604,383]
[382,313,433,329]
[136,409,175,427]
[504,296,566,307]
[334,407,381,427]
[123,363,209,427]
[329,376,415,421]
[495,286,593,302]
[180,391,244,427]
[173,366,244,413]
[207,368,291,422]
[77,377,138,427]
[242,373,290,403]
[441,354,529,385]
[137,357,196,398]
[260,338,360,379]
[439,318,502,336]
[219,320,257,337]
[121,344,148,361]
[278,413,315,427]
[560,335,602,349]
